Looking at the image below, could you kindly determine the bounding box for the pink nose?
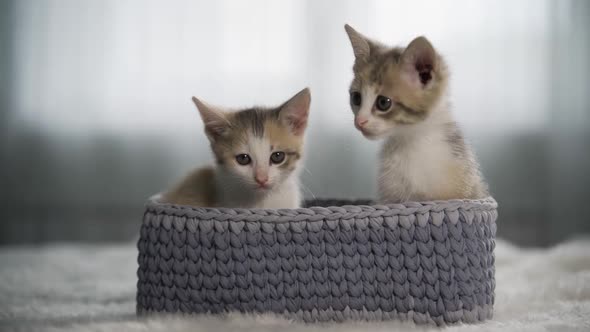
[255,174,268,186]
[355,117,368,128]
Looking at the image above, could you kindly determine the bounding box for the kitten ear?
[192,96,230,140]
[279,88,311,136]
[344,24,371,60]
[400,36,437,87]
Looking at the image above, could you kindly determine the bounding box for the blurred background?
[0,0,588,246]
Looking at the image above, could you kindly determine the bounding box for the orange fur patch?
[162,166,217,207]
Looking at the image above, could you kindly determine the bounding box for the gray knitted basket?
[137,196,497,325]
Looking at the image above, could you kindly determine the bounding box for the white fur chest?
[216,174,301,209]
[256,178,301,209]
[378,131,455,203]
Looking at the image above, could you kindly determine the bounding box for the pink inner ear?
[205,122,227,138]
[285,108,307,136]
[402,55,435,87]
[415,57,433,85]
[288,113,308,136]
[401,37,436,87]
[282,104,309,135]
[281,88,310,135]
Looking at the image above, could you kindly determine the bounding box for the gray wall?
[1,0,589,246]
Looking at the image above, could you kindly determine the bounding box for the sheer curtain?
[2,0,589,245]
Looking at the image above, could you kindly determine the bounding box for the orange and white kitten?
[344,25,488,203]
[163,88,311,209]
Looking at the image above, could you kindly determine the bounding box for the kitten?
[344,24,488,203]
[162,88,311,209]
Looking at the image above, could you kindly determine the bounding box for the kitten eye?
[375,95,392,111]
[270,151,285,164]
[350,91,362,106]
[235,154,251,165]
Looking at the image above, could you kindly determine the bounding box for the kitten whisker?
[299,182,316,201]
[301,166,313,176]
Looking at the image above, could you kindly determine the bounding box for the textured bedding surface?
[1,238,589,332]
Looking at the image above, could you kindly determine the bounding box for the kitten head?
[344,24,448,140]
[193,88,310,192]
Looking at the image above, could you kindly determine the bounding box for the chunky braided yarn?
[136,197,497,325]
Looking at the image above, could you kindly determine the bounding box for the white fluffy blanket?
[1,239,589,332]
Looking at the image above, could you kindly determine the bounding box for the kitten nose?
[255,172,269,186]
[355,117,368,128]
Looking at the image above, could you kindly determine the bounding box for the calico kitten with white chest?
[163,88,310,209]
[344,24,488,203]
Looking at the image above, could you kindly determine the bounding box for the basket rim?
[144,194,498,223]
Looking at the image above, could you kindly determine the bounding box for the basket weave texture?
[137,197,497,325]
